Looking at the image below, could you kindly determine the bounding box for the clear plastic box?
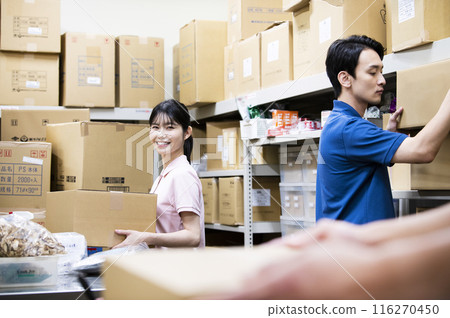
[280,147,318,183]
[0,255,59,288]
[280,216,315,237]
[280,184,316,220]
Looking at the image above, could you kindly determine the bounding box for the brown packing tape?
[80,122,89,136]
[109,192,124,211]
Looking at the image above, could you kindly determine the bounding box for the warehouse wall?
[61,0,228,101]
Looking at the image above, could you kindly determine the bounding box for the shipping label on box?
[46,190,157,247]
[46,122,153,193]
[1,109,90,142]
[0,52,59,106]
[179,20,227,106]
[0,0,60,53]
[115,35,165,108]
[0,142,51,211]
[61,32,115,107]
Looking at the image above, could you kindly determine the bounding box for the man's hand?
[386,107,403,132]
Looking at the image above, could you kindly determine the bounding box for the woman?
[114,99,205,248]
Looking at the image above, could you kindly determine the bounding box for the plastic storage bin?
[280,184,316,220]
[0,255,59,288]
[280,215,315,237]
[280,147,318,183]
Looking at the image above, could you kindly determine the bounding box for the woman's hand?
[113,229,149,249]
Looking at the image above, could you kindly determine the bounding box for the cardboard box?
[228,0,292,44]
[397,59,450,129]
[46,122,153,193]
[222,127,244,170]
[219,177,244,225]
[224,43,239,100]
[261,21,293,89]
[1,108,90,142]
[0,0,60,53]
[0,52,59,106]
[60,32,115,107]
[201,178,219,224]
[179,20,227,106]
[191,126,206,170]
[390,134,450,190]
[219,176,281,225]
[115,35,165,108]
[307,0,386,76]
[237,33,261,96]
[283,0,309,12]
[0,142,51,211]
[292,5,313,79]
[46,190,157,247]
[173,44,180,101]
[103,246,295,299]
[206,121,241,171]
[388,0,450,52]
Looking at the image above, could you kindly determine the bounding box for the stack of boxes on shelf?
[279,144,318,235]
[0,0,165,252]
[199,121,280,226]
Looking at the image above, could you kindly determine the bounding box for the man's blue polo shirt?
[316,100,408,224]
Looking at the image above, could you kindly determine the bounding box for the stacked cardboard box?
[1,108,90,142]
[0,142,51,214]
[219,176,281,225]
[60,32,115,107]
[172,44,180,101]
[46,122,154,193]
[201,178,220,224]
[115,35,165,108]
[179,20,227,106]
[0,0,60,106]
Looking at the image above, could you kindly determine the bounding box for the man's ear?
[338,71,352,88]
[185,126,192,140]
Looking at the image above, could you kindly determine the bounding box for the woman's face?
[149,114,186,161]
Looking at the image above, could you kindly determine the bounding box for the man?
[316,35,450,224]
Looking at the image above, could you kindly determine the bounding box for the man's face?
[349,49,386,106]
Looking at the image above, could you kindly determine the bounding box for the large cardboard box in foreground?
[179,20,227,106]
[115,35,165,108]
[397,59,450,129]
[387,0,450,52]
[219,176,281,225]
[0,142,51,211]
[228,0,292,44]
[0,52,59,106]
[103,247,295,299]
[390,134,450,190]
[61,32,115,107]
[46,190,157,247]
[201,178,219,224]
[46,122,153,193]
[0,0,60,53]
[261,21,293,89]
[1,109,90,142]
[307,0,386,76]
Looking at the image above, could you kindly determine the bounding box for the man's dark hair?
[326,35,384,98]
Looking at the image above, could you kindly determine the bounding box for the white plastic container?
[280,216,315,237]
[280,149,303,183]
[280,184,316,220]
[0,255,59,288]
